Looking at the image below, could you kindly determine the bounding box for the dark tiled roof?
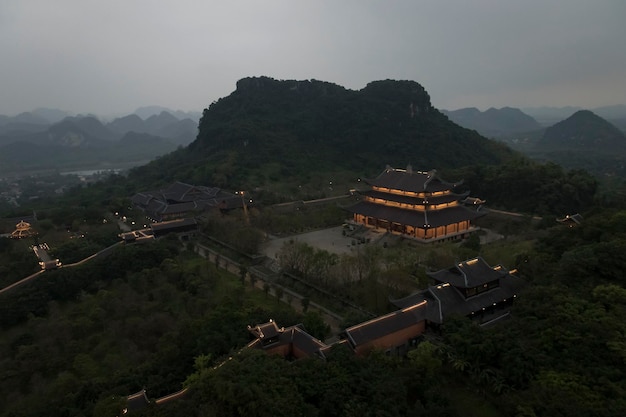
[288,326,327,357]
[427,276,524,318]
[344,301,428,347]
[427,257,508,288]
[127,389,150,411]
[150,218,198,233]
[160,201,197,214]
[247,321,327,358]
[248,321,282,340]
[366,168,460,193]
[391,273,526,323]
[131,193,152,206]
[347,201,480,228]
[131,182,244,220]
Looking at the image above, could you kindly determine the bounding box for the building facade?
[346,167,484,242]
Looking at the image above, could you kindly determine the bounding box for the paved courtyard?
[261,225,503,259]
[262,226,374,259]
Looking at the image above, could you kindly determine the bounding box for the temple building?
[392,257,525,325]
[10,220,37,239]
[131,181,244,222]
[346,166,484,242]
[342,301,428,356]
[246,320,328,359]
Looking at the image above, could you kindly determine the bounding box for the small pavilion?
[10,220,37,239]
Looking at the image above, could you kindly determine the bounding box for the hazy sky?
[2,0,625,116]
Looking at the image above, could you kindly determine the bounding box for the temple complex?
[246,257,524,360]
[126,256,525,411]
[346,166,484,242]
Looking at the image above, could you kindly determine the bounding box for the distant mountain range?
[441,107,542,138]
[442,105,626,139]
[0,109,199,174]
[133,106,202,122]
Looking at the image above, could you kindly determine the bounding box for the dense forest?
[2,206,626,417]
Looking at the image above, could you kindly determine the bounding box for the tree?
[302,311,330,340]
[407,341,442,380]
[301,297,310,312]
[239,264,248,285]
[275,287,284,304]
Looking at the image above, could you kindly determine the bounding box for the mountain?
[0,119,50,139]
[521,106,583,126]
[507,110,626,178]
[134,106,201,123]
[441,107,542,138]
[144,111,181,132]
[31,107,71,124]
[155,117,198,145]
[107,111,197,146]
[107,114,147,135]
[0,114,180,174]
[521,105,626,131]
[0,112,51,138]
[47,116,118,146]
[130,76,515,192]
[540,110,626,150]
[593,105,626,132]
[11,112,50,125]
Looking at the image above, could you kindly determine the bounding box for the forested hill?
[540,109,626,150]
[131,77,515,190]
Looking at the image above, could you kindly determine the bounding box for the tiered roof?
[347,167,483,231]
[360,189,469,205]
[392,257,526,323]
[427,257,508,288]
[347,201,481,228]
[365,167,461,193]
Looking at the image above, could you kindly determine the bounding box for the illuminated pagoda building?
[10,220,37,239]
[347,166,484,242]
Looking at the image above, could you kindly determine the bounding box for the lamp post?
[240,191,250,225]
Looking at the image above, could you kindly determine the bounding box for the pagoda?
[10,220,37,239]
[346,166,484,242]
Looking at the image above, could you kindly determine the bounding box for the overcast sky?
[1,0,625,116]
